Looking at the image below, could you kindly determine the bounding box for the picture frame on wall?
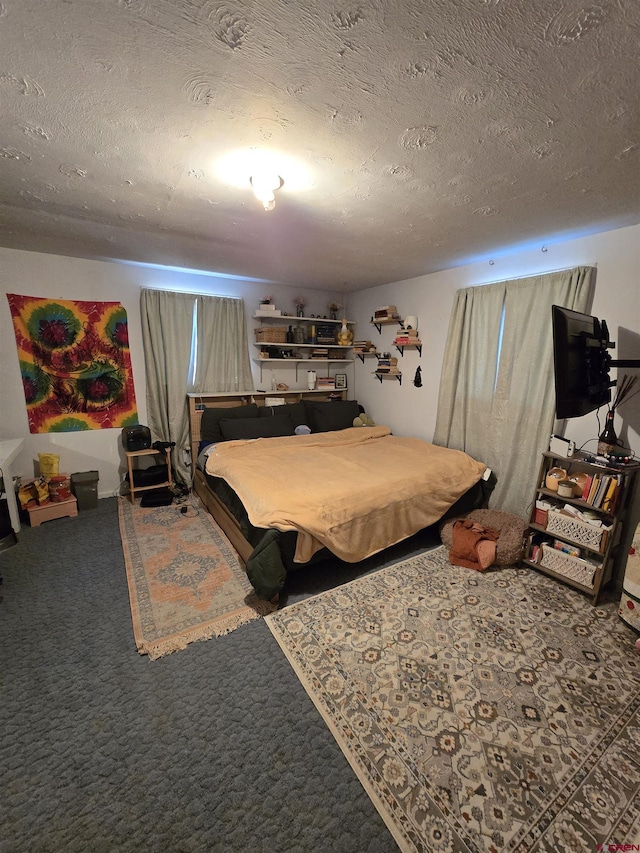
[335,373,347,389]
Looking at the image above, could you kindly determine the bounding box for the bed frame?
[188,390,344,567]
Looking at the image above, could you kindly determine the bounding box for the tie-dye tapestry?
[7,293,138,433]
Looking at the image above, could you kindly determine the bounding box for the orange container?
[49,474,71,502]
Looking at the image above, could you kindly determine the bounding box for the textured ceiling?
[1,0,639,292]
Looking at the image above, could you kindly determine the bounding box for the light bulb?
[250,173,283,211]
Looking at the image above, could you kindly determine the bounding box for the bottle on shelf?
[293,323,305,344]
[598,411,618,455]
[286,325,294,344]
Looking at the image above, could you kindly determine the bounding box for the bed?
[188,393,496,600]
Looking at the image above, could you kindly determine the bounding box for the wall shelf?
[254,314,355,324]
[253,356,353,382]
[373,372,402,384]
[253,343,352,350]
[253,357,353,363]
[394,343,422,356]
[355,351,379,363]
[371,318,402,334]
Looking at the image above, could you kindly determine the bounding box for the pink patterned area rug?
[118,498,274,660]
[266,546,640,852]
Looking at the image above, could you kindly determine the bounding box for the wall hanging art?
[7,293,138,433]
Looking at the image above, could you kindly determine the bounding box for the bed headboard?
[187,390,345,474]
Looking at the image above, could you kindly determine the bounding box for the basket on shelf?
[254,327,288,344]
[539,543,597,588]
[546,510,606,551]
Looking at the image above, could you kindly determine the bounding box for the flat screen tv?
[552,305,613,419]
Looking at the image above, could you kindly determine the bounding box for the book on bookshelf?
[586,475,601,504]
[593,475,611,508]
[601,476,619,513]
[581,475,593,501]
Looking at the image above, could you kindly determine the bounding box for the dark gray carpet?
[0,497,440,853]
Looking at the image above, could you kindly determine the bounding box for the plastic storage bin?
[71,470,99,511]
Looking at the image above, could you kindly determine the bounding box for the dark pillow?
[198,440,214,455]
[259,401,308,428]
[304,400,361,433]
[219,415,295,441]
[200,404,259,443]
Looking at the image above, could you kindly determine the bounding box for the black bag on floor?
[126,464,168,487]
[140,488,174,507]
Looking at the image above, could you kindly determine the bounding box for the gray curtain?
[194,295,254,393]
[140,288,253,486]
[140,289,194,486]
[433,266,596,519]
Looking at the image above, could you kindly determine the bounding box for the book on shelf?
[394,336,421,345]
[581,475,593,501]
[586,475,601,504]
[600,476,619,513]
[373,306,400,320]
[317,378,335,389]
[593,475,612,508]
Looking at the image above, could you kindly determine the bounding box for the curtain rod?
[473,262,597,288]
[141,286,242,300]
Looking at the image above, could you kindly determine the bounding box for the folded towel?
[450,518,500,571]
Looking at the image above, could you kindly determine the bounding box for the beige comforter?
[205,425,487,564]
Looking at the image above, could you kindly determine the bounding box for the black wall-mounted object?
[552,305,640,420]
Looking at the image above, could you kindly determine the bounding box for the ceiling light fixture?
[250,173,283,211]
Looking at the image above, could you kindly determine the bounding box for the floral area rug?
[266,546,640,852]
[118,498,274,660]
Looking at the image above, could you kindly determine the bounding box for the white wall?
[0,249,344,496]
[3,223,639,501]
[349,223,640,463]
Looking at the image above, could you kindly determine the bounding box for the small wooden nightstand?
[125,447,173,504]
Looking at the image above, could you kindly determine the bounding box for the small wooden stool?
[27,496,78,527]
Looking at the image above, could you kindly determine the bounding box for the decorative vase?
[598,410,618,455]
[307,370,317,391]
[293,323,305,344]
[297,306,304,317]
[330,310,337,320]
